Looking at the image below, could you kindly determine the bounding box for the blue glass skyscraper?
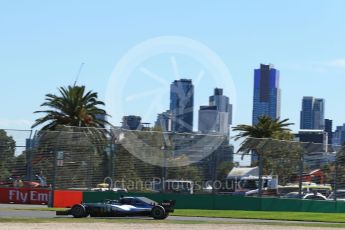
[252,64,281,125]
[300,97,314,129]
[170,79,194,133]
[300,96,325,130]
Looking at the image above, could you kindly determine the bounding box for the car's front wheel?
[151,205,166,220]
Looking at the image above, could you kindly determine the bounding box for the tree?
[232,116,297,186]
[0,130,16,180]
[232,115,294,166]
[32,85,111,130]
[232,115,293,141]
[31,86,112,189]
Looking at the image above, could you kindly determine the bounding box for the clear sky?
[1,0,345,137]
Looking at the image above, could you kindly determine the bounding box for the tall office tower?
[300,97,314,129]
[209,88,233,125]
[324,119,333,145]
[252,64,281,125]
[313,98,325,130]
[333,124,345,146]
[170,79,194,133]
[300,97,325,130]
[198,88,232,136]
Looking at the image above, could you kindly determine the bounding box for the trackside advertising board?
[0,188,50,204]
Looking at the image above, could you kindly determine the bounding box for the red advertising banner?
[0,188,51,205]
[53,190,83,208]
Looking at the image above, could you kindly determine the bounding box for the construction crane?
[73,62,85,86]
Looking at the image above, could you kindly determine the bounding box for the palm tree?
[232,116,295,195]
[232,115,293,141]
[32,85,111,130]
[232,115,294,163]
[31,86,112,188]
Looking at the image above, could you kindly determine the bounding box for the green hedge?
[82,192,345,213]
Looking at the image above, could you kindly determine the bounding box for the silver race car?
[56,196,175,220]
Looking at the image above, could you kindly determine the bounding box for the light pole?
[161,145,166,192]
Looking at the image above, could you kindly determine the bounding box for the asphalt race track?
[0,204,342,226]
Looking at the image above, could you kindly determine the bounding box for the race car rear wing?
[159,200,176,213]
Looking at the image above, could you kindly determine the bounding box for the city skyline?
[1,60,343,134]
[1,1,345,136]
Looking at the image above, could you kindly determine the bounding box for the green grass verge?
[172,209,345,223]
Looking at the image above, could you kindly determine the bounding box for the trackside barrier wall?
[0,188,50,205]
[53,190,83,208]
[82,192,345,213]
[0,189,83,207]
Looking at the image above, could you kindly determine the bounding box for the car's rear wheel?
[71,204,86,218]
[151,205,166,220]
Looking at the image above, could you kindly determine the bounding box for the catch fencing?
[0,127,344,201]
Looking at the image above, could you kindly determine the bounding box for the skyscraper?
[170,79,194,133]
[333,124,345,146]
[313,98,325,130]
[198,88,232,136]
[209,88,233,125]
[252,64,281,125]
[300,97,325,130]
[300,97,314,129]
[324,119,333,145]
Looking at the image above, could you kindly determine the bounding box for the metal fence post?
[212,145,219,195]
[333,150,341,201]
[49,145,58,208]
[113,143,118,181]
[161,145,166,193]
[299,143,312,199]
[109,142,113,179]
[27,130,33,181]
[334,149,340,201]
[298,143,305,199]
[256,139,270,198]
[48,131,64,208]
[86,146,95,190]
[258,151,263,197]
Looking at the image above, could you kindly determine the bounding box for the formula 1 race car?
[56,196,175,220]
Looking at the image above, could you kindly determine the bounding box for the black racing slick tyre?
[151,205,167,220]
[71,204,86,218]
